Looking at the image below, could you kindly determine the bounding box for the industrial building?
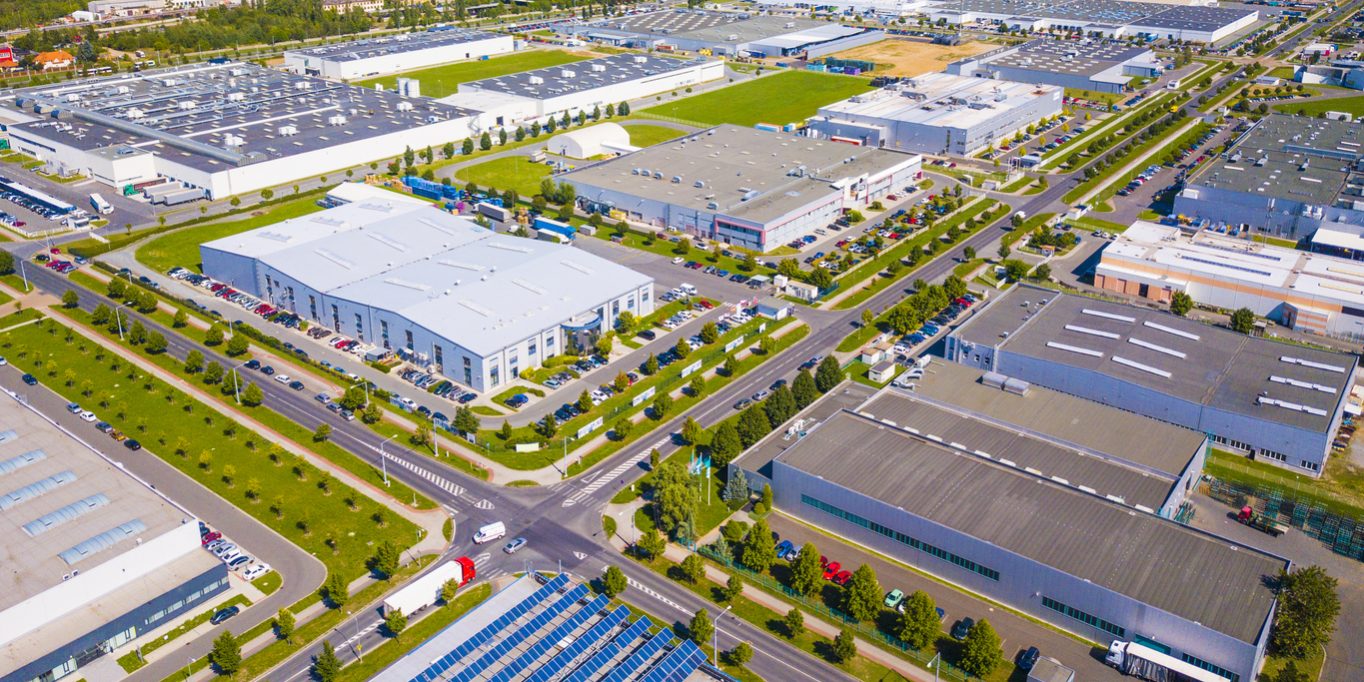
[0,61,479,200]
[1097,221,1364,340]
[563,9,884,57]
[944,285,1356,475]
[1173,114,1364,239]
[733,374,1285,682]
[922,0,1258,43]
[282,27,514,80]
[1295,59,1364,90]
[0,393,227,682]
[381,572,735,682]
[562,124,922,252]
[200,201,653,392]
[440,53,723,128]
[946,38,1161,93]
[546,122,639,158]
[806,72,1063,155]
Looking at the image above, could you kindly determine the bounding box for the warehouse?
[0,395,227,682]
[1295,59,1364,90]
[441,53,723,128]
[381,573,735,682]
[282,27,514,80]
[1097,221,1364,340]
[946,38,1161,93]
[563,9,884,57]
[922,0,1258,43]
[0,61,479,200]
[546,122,636,158]
[943,285,1356,475]
[734,378,1285,682]
[1173,115,1364,239]
[562,124,922,252]
[200,200,653,392]
[806,71,1062,155]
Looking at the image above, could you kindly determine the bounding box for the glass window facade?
[1041,596,1126,637]
[1181,653,1239,682]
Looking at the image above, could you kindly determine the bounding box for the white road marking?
[626,576,686,614]
[472,552,492,568]
[561,436,669,507]
[573,551,587,560]
[379,451,464,497]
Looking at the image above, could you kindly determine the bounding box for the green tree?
[615,310,637,333]
[681,417,702,445]
[274,608,296,642]
[1170,291,1194,316]
[499,420,513,440]
[538,412,558,438]
[613,417,634,440]
[312,641,342,682]
[384,608,408,638]
[203,362,224,385]
[602,565,627,597]
[680,554,705,583]
[736,406,771,447]
[674,337,691,358]
[1272,565,1340,658]
[0,250,13,275]
[226,333,249,356]
[689,608,714,645]
[789,542,822,596]
[440,578,460,605]
[960,619,1004,677]
[145,331,168,354]
[453,406,479,435]
[173,309,188,327]
[792,369,818,408]
[205,325,225,346]
[727,642,753,667]
[815,356,842,392]
[784,608,805,638]
[208,630,241,676]
[371,540,400,578]
[644,353,659,375]
[896,590,940,651]
[843,564,882,622]
[1231,307,1257,334]
[700,321,719,344]
[833,627,857,662]
[241,382,263,407]
[636,527,665,559]
[314,422,332,442]
[721,574,743,602]
[764,385,796,426]
[741,518,777,573]
[61,289,78,308]
[761,483,773,510]
[689,374,705,398]
[720,465,749,509]
[651,457,698,536]
[651,392,673,419]
[323,571,349,607]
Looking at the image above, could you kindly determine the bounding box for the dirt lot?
[830,38,994,77]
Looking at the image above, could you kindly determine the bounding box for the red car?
[201,531,221,546]
[697,300,715,310]
[823,561,841,581]
[832,570,852,586]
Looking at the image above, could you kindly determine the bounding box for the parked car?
[832,570,852,586]
[822,562,841,580]
[124,439,142,451]
[21,373,37,385]
[884,589,905,609]
[243,563,272,581]
[1017,646,1040,671]
[951,617,975,641]
[209,606,240,625]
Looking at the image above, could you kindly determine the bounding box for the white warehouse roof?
[201,202,653,356]
[548,122,631,158]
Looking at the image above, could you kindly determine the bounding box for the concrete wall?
[767,462,1267,682]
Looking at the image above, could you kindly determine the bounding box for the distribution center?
[944,285,1355,475]
[282,27,514,80]
[561,124,922,252]
[200,199,654,392]
[945,38,1162,94]
[921,0,1258,44]
[562,9,883,58]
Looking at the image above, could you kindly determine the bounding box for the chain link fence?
[1206,479,1364,561]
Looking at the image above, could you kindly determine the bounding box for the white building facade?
[282,28,515,80]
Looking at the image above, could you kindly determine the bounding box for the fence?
[631,111,714,130]
[697,545,978,681]
[1206,479,1364,561]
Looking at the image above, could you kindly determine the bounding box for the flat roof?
[776,409,1286,644]
[927,0,1254,29]
[563,124,920,225]
[286,27,505,62]
[201,201,652,356]
[0,393,187,611]
[574,9,847,46]
[461,53,712,101]
[953,285,1355,432]
[1186,114,1363,206]
[2,62,476,174]
[815,72,1062,131]
[980,38,1151,77]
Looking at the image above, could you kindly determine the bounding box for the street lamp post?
[712,604,732,666]
[379,434,396,485]
[114,303,129,341]
[18,258,28,291]
[230,360,249,404]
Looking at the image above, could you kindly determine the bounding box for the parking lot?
[0,164,154,237]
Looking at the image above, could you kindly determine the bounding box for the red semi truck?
[382,557,476,615]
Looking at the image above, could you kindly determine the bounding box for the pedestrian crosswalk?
[342,619,381,646]
[561,435,670,507]
[381,451,465,497]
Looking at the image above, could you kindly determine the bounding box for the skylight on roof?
[1081,308,1135,323]
[1063,324,1119,339]
[1142,320,1200,341]
[1046,341,1103,357]
[1269,375,1337,394]
[1280,356,1347,373]
[1112,355,1172,378]
[1127,337,1187,359]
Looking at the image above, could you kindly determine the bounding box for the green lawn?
[354,50,589,98]
[1064,87,1125,106]
[0,316,419,580]
[454,155,554,197]
[640,71,873,127]
[136,194,327,273]
[622,123,687,148]
[1274,94,1364,117]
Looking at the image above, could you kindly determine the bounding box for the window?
[612,300,620,315]
[331,305,340,332]
[405,330,414,351]
[1260,449,1286,462]
[380,321,390,350]
[801,494,999,581]
[434,345,443,370]
[1301,460,1320,472]
[1181,653,1239,682]
[308,295,317,320]
[528,341,537,357]
[1042,596,1125,637]
[642,289,650,303]
[546,335,555,349]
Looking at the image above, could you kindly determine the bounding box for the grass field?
[354,50,589,98]
[454,155,554,196]
[830,38,992,77]
[135,193,327,273]
[1274,94,1364,117]
[641,71,873,127]
[622,123,687,148]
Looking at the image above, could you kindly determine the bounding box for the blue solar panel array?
[602,631,675,682]
[527,605,631,682]
[452,583,591,682]
[565,616,653,682]
[639,639,706,682]
[488,593,610,682]
[408,573,570,682]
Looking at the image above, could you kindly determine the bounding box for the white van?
[473,521,507,544]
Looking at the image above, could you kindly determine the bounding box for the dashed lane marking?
[627,576,686,614]
[562,435,669,507]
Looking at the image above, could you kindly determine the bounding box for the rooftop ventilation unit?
[327,114,347,126]
[561,69,577,77]
[277,125,298,136]
[633,55,648,63]
[528,75,544,85]
[592,63,606,72]
[396,101,414,112]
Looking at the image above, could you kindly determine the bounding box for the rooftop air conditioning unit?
[529,75,544,84]
[278,125,298,136]
[672,176,681,183]
[328,114,347,126]
[295,81,311,90]
[396,101,414,111]
[224,133,244,147]
[179,100,196,110]
[633,55,648,63]
[561,69,577,77]
[592,63,606,72]
[227,92,244,101]
[694,179,705,188]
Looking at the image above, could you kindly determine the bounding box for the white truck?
[1105,641,1228,682]
[381,556,475,616]
[89,193,112,215]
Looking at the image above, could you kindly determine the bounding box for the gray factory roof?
[574,9,840,46]
[201,200,652,356]
[286,27,503,62]
[894,360,1206,479]
[1,61,475,174]
[563,124,919,225]
[461,53,709,100]
[927,0,1254,28]
[976,38,1152,77]
[0,393,188,611]
[776,410,1286,644]
[815,72,1062,132]
[1186,114,1363,206]
[953,285,1355,432]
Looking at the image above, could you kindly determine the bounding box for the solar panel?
[601,632,675,682]
[528,605,630,682]
[490,594,610,682]
[639,640,706,682]
[451,583,589,682]
[565,617,652,682]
